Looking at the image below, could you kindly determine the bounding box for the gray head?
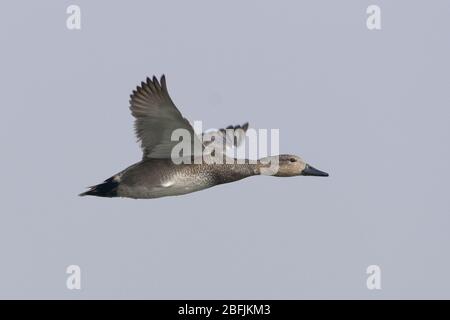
[259,154,329,177]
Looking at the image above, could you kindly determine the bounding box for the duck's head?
[259,155,329,177]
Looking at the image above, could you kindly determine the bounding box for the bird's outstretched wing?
[202,122,249,151]
[129,75,203,159]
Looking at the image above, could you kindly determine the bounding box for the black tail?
[79,177,119,198]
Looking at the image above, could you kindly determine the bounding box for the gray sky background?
[0,0,449,299]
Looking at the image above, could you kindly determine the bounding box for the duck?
[79,75,328,199]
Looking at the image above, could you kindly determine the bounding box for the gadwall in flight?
[80,75,328,199]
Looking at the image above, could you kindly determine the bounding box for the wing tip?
[131,74,168,101]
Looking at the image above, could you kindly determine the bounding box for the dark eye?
[289,158,296,162]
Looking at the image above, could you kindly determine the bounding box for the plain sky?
[0,0,449,299]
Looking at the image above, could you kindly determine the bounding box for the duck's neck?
[212,158,265,184]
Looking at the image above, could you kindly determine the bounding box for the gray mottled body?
[116,157,258,199]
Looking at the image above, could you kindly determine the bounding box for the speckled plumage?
[115,157,258,199]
